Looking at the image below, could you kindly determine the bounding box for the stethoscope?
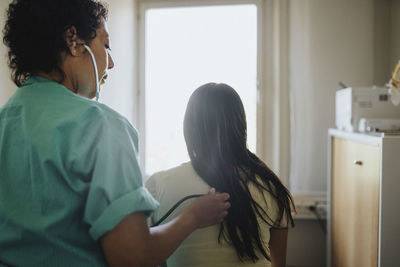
[151,194,205,227]
[73,41,99,102]
[72,42,207,227]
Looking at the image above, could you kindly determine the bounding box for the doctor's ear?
[63,26,84,57]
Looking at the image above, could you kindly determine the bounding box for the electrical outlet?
[292,194,327,220]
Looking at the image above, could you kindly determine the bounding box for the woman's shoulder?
[145,162,210,222]
[246,175,283,220]
[147,162,197,185]
[247,176,277,203]
[146,162,209,198]
[248,175,291,228]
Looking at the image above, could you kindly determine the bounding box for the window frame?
[136,0,264,176]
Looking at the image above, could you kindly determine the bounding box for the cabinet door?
[332,138,380,267]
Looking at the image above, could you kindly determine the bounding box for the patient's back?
[146,162,281,267]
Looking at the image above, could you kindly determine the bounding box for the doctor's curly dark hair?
[3,0,108,87]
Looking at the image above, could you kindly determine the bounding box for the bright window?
[144,4,258,175]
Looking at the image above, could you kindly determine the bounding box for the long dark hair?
[184,83,295,262]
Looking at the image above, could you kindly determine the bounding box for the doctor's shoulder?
[68,98,139,138]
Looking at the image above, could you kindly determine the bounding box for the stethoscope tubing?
[151,194,205,227]
[82,44,99,102]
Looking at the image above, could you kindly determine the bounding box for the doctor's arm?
[101,190,230,267]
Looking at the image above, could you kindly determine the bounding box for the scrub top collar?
[24,75,60,86]
[23,76,82,99]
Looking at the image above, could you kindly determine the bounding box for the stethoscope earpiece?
[70,41,99,102]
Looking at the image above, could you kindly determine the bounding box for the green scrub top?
[0,76,159,266]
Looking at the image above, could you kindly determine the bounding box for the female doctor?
[0,0,230,266]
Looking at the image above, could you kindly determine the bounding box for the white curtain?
[288,0,376,194]
[258,0,291,186]
[261,0,378,195]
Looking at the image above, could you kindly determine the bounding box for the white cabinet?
[328,129,400,267]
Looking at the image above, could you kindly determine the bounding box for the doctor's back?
[0,77,152,266]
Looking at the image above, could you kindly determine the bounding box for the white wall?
[101,0,138,125]
[287,219,326,267]
[374,0,391,85]
[287,2,399,266]
[390,0,400,71]
[289,0,375,194]
[0,1,17,106]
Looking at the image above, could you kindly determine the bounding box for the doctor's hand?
[102,189,229,267]
[184,188,230,229]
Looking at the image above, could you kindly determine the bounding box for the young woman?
[0,1,229,266]
[147,83,295,267]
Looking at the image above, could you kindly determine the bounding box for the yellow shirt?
[146,162,284,267]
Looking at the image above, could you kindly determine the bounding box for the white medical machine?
[358,118,400,133]
[336,86,400,132]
